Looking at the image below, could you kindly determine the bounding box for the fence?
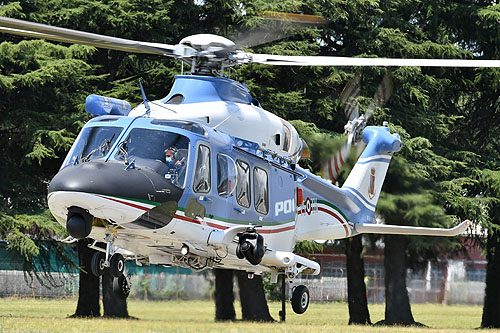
[0,269,487,305]
[0,269,214,300]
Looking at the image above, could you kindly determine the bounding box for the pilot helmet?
[165,146,178,159]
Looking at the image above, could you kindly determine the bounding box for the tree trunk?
[102,269,129,318]
[236,271,274,322]
[345,235,371,325]
[481,228,500,328]
[214,269,236,321]
[71,239,100,317]
[378,234,419,326]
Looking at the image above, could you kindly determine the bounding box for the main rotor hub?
[179,34,235,52]
[176,34,239,75]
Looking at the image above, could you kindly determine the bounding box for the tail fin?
[342,126,401,223]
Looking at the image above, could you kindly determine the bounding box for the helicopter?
[0,15,491,318]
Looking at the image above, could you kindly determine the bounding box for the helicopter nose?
[48,161,183,231]
[49,160,183,202]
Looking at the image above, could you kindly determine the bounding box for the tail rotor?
[321,70,394,184]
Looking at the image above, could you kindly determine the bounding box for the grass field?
[0,298,485,332]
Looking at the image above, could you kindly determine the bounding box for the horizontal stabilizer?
[355,220,471,237]
[260,250,320,275]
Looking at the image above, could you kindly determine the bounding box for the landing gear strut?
[279,274,286,322]
[90,232,125,277]
[89,231,130,299]
[278,273,310,321]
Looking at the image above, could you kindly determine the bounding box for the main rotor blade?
[250,53,500,67]
[0,16,176,56]
[235,11,329,49]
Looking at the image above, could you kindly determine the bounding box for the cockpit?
[114,128,189,187]
[64,125,123,165]
[62,118,192,189]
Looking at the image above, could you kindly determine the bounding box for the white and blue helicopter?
[0,15,490,316]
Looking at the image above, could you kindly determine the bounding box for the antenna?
[139,80,151,117]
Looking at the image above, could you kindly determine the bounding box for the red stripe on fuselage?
[97,195,293,234]
[260,225,295,233]
[318,207,349,237]
[174,214,293,234]
[97,195,150,211]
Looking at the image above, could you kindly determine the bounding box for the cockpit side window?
[193,145,211,193]
[253,167,269,215]
[236,160,251,208]
[63,126,123,168]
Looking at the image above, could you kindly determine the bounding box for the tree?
[0,2,100,288]
[214,269,236,321]
[3,1,500,326]
[214,269,274,322]
[102,269,129,318]
[71,239,100,317]
[236,271,274,322]
[345,236,371,325]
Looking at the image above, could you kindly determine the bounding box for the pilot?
[164,146,186,186]
[165,146,182,167]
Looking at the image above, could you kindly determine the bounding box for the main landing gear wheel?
[109,253,125,277]
[91,252,106,277]
[113,274,131,299]
[291,285,310,314]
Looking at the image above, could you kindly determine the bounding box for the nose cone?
[49,161,183,204]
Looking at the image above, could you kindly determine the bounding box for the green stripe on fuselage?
[177,207,294,226]
[317,199,349,221]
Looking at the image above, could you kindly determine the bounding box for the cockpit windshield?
[63,126,123,168]
[114,128,190,188]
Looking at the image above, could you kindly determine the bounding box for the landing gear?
[279,274,286,322]
[291,285,310,314]
[278,272,310,321]
[113,274,131,299]
[91,252,106,276]
[89,231,126,278]
[110,253,125,277]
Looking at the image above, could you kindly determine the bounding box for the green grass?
[0,298,485,332]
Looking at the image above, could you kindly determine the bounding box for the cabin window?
[236,160,251,208]
[193,145,211,193]
[217,154,237,197]
[253,167,269,215]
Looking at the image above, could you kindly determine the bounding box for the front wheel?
[291,285,310,314]
[109,253,125,277]
[113,274,131,299]
[91,252,106,277]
